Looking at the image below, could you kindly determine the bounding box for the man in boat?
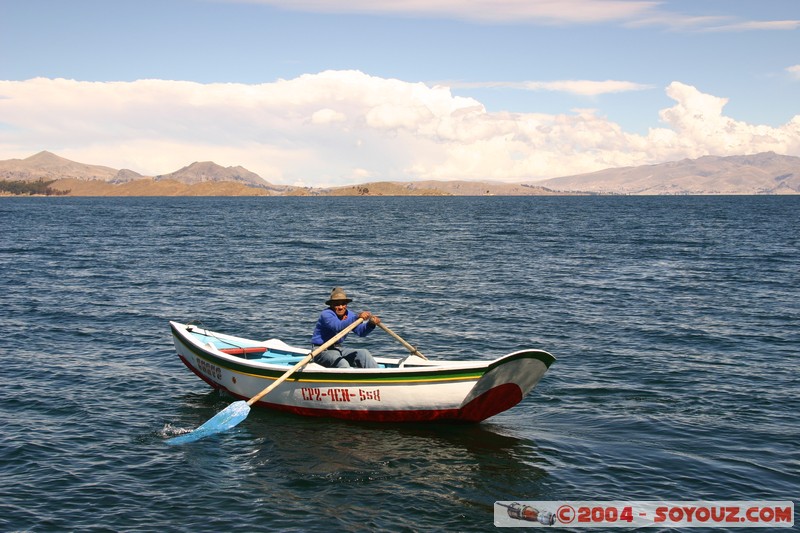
[311,287,380,368]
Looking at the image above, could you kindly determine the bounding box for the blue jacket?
[311,308,375,346]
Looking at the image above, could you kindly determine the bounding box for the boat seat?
[219,349,304,365]
[262,356,305,365]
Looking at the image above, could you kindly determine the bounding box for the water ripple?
[1,196,797,531]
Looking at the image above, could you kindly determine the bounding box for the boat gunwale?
[169,321,555,384]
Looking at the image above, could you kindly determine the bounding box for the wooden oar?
[167,318,365,445]
[377,322,428,360]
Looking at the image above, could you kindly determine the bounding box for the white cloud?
[626,13,800,32]
[1,73,798,185]
[700,19,800,32]
[224,0,659,24]
[527,80,654,96]
[311,108,347,124]
[651,82,800,160]
[445,79,653,96]
[787,65,800,80]
[220,0,800,32]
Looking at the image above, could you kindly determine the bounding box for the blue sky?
[1,0,798,185]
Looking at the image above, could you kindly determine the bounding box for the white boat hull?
[170,321,555,422]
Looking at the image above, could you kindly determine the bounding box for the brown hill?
[51,178,272,196]
[111,168,146,183]
[308,182,447,196]
[539,152,800,195]
[0,151,118,182]
[300,180,561,196]
[406,180,560,196]
[3,150,800,196]
[0,152,286,195]
[155,161,268,187]
[0,151,567,196]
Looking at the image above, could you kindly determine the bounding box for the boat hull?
[170,321,555,423]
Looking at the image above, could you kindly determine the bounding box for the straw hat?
[325,287,353,306]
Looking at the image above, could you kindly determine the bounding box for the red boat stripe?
[457,382,523,422]
[219,347,267,355]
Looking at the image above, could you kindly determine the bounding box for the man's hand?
[359,311,380,325]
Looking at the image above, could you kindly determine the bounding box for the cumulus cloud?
[0,72,798,185]
[651,82,800,159]
[311,108,347,124]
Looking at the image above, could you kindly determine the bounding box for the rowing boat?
[170,321,555,423]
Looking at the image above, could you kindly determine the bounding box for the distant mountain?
[2,150,799,195]
[306,180,563,196]
[155,161,269,187]
[111,168,145,184]
[0,152,289,193]
[0,151,118,182]
[394,180,560,196]
[538,152,800,195]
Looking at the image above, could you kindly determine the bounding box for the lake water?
[1,195,797,531]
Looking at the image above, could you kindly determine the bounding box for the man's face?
[332,302,347,318]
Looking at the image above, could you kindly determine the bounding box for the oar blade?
[167,400,251,445]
